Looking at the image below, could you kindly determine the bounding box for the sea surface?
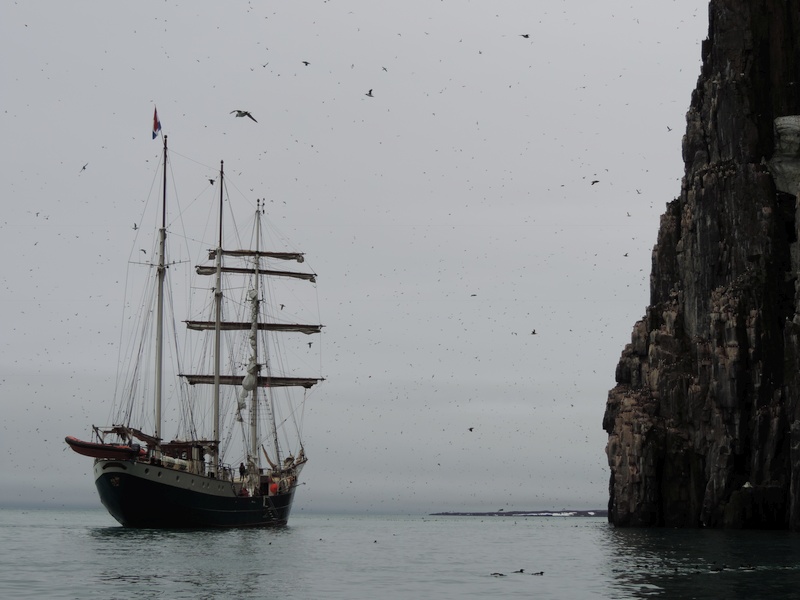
[2,508,800,599]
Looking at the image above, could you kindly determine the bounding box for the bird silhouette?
[79,163,88,173]
[531,329,537,335]
[209,178,215,185]
[365,89,374,97]
[520,34,530,38]
[132,223,138,231]
[140,249,147,254]
[302,61,310,66]
[591,180,599,185]
[468,427,474,432]
[231,110,257,123]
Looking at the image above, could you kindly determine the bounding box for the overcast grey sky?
[2,1,708,514]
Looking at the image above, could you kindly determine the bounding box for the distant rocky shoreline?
[430,510,607,518]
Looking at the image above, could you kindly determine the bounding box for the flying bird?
[591,180,599,185]
[302,61,310,66]
[231,110,257,123]
[468,427,474,432]
[132,223,138,231]
[79,163,88,173]
[209,178,215,185]
[140,249,147,254]
[520,34,530,38]
[382,66,388,72]
[365,89,374,97]
[531,329,537,335]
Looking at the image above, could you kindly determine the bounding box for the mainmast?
[257,202,281,467]
[250,203,261,465]
[212,160,224,475]
[153,134,168,456]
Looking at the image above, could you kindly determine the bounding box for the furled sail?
[219,249,305,262]
[184,321,322,334]
[195,265,316,282]
[182,374,323,388]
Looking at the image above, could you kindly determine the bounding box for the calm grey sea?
[2,508,800,599]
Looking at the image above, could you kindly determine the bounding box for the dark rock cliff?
[603,0,800,528]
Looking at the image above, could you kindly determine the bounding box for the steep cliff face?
[603,0,800,528]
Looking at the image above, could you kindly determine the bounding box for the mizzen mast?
[211,160,224,475]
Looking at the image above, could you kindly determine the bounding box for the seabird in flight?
[230,110,258,123]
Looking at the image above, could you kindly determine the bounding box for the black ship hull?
[94,459,297,528]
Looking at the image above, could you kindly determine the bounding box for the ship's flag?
[152,107,162,139]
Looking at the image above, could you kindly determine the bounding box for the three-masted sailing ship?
[66,136,323,527]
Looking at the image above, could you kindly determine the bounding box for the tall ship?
[66,135,323,527]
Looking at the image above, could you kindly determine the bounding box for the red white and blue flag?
[152,107,162,139]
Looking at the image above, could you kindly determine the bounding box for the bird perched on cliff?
[230,110,257,122]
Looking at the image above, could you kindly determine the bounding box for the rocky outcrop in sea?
[603,0,800,528]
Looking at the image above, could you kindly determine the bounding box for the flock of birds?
[491,569,544,577]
